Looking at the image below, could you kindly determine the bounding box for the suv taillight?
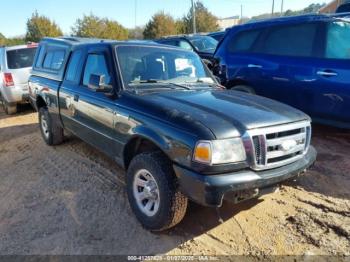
[3,73,14,87]
[27,42,38,48]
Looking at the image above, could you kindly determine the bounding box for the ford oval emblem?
[281,140,297,152]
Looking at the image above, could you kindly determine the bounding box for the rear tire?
[126,151,188,231]
[231,85,256,94]
[1,96,17,115]
[39,107,64,146]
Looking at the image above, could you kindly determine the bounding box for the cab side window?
[82,54,111,87]
[65,50,83,82]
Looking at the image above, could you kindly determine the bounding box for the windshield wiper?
[130,79,160,84]
[167,82,192,90]
[183,78,224,89]
[185,78,215,84]
[130,79,192,90]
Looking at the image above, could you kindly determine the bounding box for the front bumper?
[173,146,317,207]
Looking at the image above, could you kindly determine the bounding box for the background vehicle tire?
[230,85,256,94]
[1,95,17,115]
[126,151,188,231]
[39,107,64,146]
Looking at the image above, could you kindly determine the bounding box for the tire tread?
[127,151,188,231]
[39,107,64,146]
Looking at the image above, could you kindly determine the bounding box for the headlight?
[193,138,246,165]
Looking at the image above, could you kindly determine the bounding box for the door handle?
[248,64,263,69]
[74,94,79,102]
[317,70,338,77]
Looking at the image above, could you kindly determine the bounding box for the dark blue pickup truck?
[28,37,316,231]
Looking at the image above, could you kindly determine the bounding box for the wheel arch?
[226,78,250,89]
[123,130,171,170]
[36,95,47,110]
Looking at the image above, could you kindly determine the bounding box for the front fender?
[132,125,170,150]
[124,124,195,168]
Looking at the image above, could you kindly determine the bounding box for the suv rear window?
[6,48,37,69]
[260,23,318,57]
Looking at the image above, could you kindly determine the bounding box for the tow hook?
[225,188,260,204]
[225,186,280,204]
[298,169,307,176]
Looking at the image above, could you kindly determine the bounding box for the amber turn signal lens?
[194,142,211,164]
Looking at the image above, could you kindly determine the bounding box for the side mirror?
[88,74,113,93]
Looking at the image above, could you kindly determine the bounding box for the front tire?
[126,152,188,231]
[39,107,64,145]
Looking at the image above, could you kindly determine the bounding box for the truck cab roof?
[32,37,178,81]
[41,37,161,49]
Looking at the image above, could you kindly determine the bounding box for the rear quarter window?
[326,21,350,59]
[227,29,262,53]
[6,48,37,69]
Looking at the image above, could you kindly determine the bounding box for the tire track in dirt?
[278,183,350,254]
[0,110,186,254]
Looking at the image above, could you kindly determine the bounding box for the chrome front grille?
[252,135,266,165]
[244,121,311,170]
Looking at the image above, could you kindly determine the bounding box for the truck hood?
[127,89,310,139]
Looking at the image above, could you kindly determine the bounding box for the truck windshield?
[116,45,215,88]
[6,47,37,69]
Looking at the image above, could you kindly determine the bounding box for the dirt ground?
[0,104,349,256]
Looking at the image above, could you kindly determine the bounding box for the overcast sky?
[0,0,331,38]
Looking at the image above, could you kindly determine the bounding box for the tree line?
[0,2,325,46]
[250,3,325,21]
[0,1,218,46]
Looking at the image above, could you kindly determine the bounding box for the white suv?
[0,44,37,114]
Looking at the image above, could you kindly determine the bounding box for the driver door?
[68,47,120,157]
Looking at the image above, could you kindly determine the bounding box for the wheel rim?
[133,169,160,217]
[41,115,49,139]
